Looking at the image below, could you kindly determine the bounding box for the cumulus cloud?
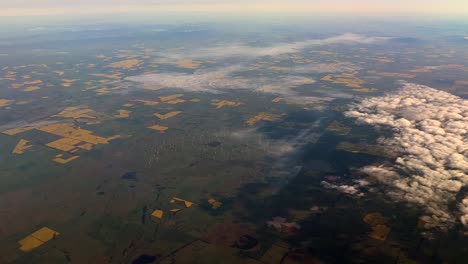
[460,198,468,226]
[321,181,364,196]
[345,82,468,229]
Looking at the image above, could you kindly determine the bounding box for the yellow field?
[208,198,223,209]
[53,154,80,164]
[151,210,164,219]
[0,98,13,107]
[53,107,96,119]
[171,197,194,208]
[135,99,159,106]
[211,100,242,109]
[148,125,169,132]
[320,72,374,92]
[18,227,59,252]
[12,139,32,154]
[159,94,184,102]
[109,59,142,69]
[246,112,281,126]
[114,109,132,118]
[154,111,182,120]
[2,126,34,135]
[38,123,116,145]
[24,86,40,92]
[272,97,283,103]
[165,99,186,104]
[175,59,201,69]
[363,213,391,241]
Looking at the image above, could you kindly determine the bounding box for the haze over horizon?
[2,0,468,17]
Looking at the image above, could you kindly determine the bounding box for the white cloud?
[216,33,385,57]
[460,198,468,226]
[124,33,385,101]
[321,181,364,196]
[345,82,468,229]
[227,118,324,157]
[421,65,465,71]
[126,66,247,93]
[161,33,388,60]
[126,66,316,96]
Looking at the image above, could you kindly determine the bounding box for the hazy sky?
[1,0,468,17]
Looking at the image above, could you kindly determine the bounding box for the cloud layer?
[345,82,468,229]
[126,66,316,95]
[126,33,381,101]
[159,33,388,60]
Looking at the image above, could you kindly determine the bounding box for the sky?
[1,0,468,17]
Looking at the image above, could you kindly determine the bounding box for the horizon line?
[1,3,468,17]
